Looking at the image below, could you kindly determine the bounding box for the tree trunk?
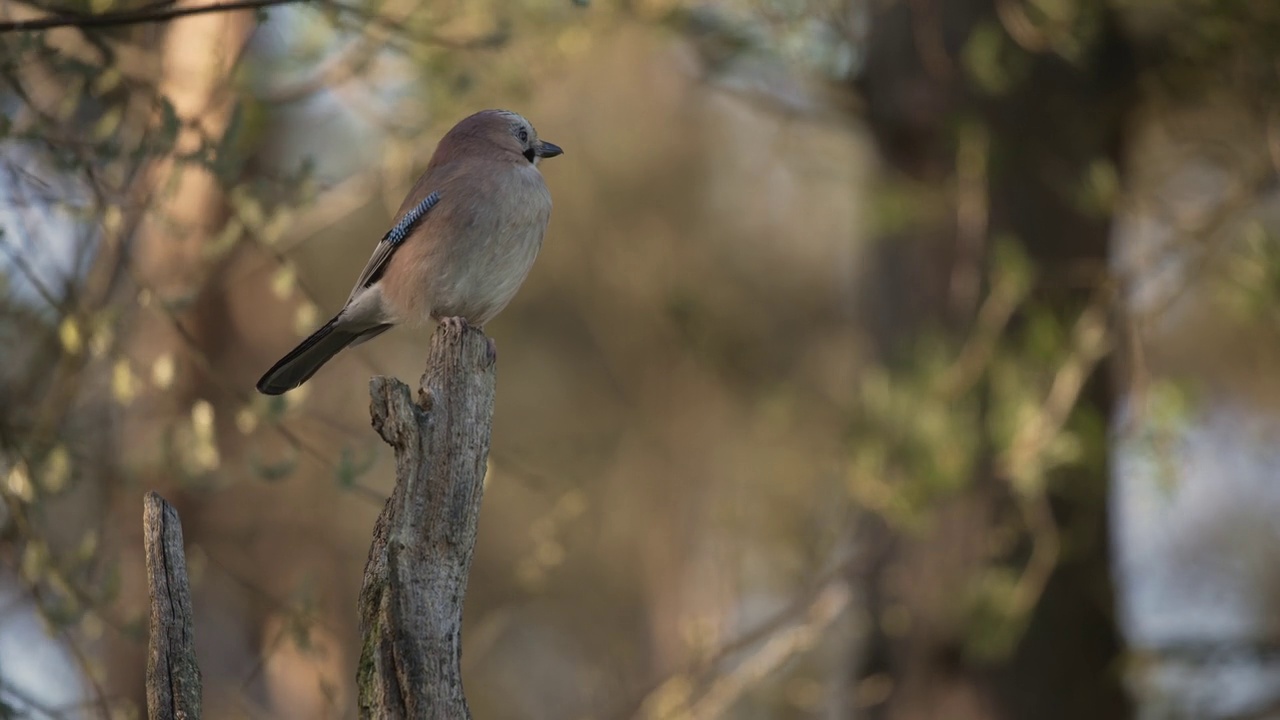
[854,1,1134,718]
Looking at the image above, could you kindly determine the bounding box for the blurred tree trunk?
[853,1,1133,718]
[123,4,250,455]
[1106,5,1280,717]
[108,4,253,708]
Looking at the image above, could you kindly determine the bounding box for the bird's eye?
[517,127,529,144]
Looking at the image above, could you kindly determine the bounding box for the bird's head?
[444,109,563,167]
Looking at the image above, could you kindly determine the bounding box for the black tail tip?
[255,376,291,396]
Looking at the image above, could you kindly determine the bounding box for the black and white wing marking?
[346,191,442,303]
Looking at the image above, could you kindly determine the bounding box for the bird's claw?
[438,316,494,365]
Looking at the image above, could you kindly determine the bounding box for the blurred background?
[1,0,1279,717]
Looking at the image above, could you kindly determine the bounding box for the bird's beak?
[537,140,563,158]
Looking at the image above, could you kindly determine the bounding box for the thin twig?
[612,552,864,720]
[0,0,309,31]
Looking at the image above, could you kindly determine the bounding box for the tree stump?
[357,321,497,719]
[144,491,202,720]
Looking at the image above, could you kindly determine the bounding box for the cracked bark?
[144,491,202,720]
[357,321,497,719]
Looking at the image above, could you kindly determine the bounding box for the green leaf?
[991,235,1035,298]
[335,444,377,488]
[247,444,299,482]
[99,561,122,605]
[962,21,1029,95]
[212,104,247,183]
[92,105,123,141]
[156,97,181,155]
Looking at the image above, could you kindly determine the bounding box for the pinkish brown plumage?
[256,110,562,395]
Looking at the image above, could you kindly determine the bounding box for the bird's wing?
[345,190,442,304]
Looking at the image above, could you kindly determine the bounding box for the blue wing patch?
[385,191,441,246]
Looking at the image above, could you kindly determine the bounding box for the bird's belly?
[428,215,546,326]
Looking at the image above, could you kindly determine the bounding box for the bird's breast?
[415,164,552,325]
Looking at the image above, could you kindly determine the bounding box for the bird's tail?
[255,317,390,395]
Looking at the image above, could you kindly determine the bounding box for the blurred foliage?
[0,0,1279,717]
[0,0,568,713]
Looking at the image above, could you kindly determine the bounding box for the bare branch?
[0,0,308,32]
[686,585,850,719]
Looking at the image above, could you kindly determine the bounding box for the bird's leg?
[437,317,494,365]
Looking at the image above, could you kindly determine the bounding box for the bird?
[255,109,562,395]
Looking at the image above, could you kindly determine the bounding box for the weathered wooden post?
[357,321,497,719]
[143,491,202,720]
